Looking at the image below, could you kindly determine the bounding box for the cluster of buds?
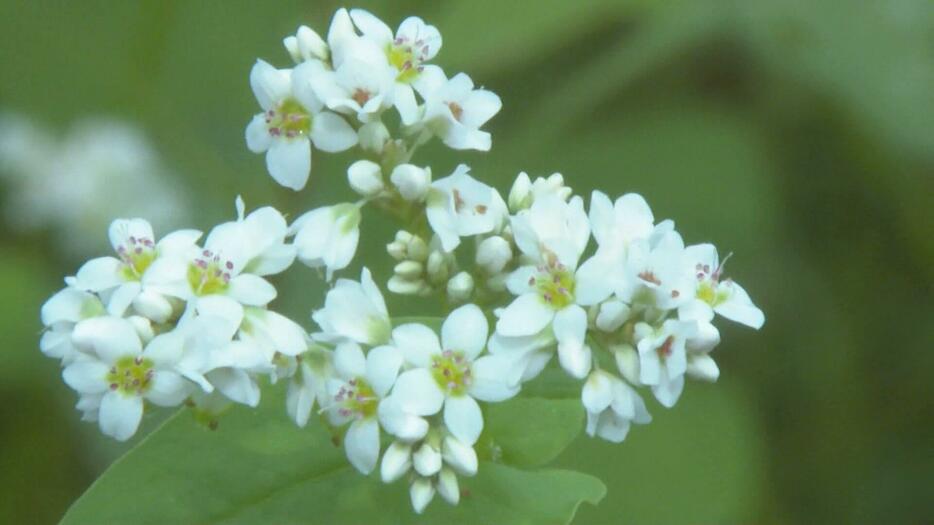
[386,230,456,296]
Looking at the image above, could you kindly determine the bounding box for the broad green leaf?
[480,397,584,468]
[62,387,604,525]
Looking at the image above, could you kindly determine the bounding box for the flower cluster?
[39,8,763,514]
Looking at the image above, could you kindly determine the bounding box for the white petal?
[410,477,435,514]
[209,368,260,407]
[99,391,143,441]
[553,305,592,379]
[394,83,418,125]
[495,293,554,337]
[443,395,483,445]
[266,138,311,191]
[582,371,614,414]
[716,282,765,329]
[653,372,684,408]
[687,354,720,382]
[72,316,142,362]
[437,468,460,505]
[146,371,190,406]
[468,355,521,402]
[75,257,122,292]
[345,418,380,475]
[391,369,444,416]
[62,361,109,394]
[41,288,100,326]
[574,255,616,306]
[412,443,442,477]
[378,397,429,441]
[588,191,614,246]
[380,441,412,483]
[227,274,277,306]
[142,330,184,367]
[391,323,441,367]
[334,342,366,379]
[106,282,141,317]
[310,112,358,152]
[441,304,487,359]
[250,59,290,110]
[442,435,478,476]
[505,265,537,295]
[245,114,271,153]
[349,8,393,45]
[366,344,402,397]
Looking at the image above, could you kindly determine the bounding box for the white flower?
[508,172,573,212]
[420,70,502,151]
[245,59,357,191]
[390,164,432,202]
[616,229,694,311]
[286,348,333,427]
[685,244,764,329]
[62,316,192,440]
[348,9,443,125]
[72,218,201,322]
[309,51,397,123]
[678,300,722,382]
[426,164,507,252]
[582,370,651,443]
[384,304,520,445]
[40,286,106,364]
[145,198,295,314]
[496,195,603,379]
[291,203,362,280]
[284,25,329,64]
[347,159,384,197]
[312,267,392,346]
[325,342,403,474]
[634,319,698,407]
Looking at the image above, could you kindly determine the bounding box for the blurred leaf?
[62,387,603,525]
[480,397,584,468]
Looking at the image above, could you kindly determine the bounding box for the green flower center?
[116,236,156,281]
[387,41,424,83]
[265,98,311,138]
[187,249,233,296]
[334,378,378,419]
[431,350,472,396]
[107,356,154,395]
[531,258,576,310]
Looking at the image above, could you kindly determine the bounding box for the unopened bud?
[613,344,640,385]
[446,272,474,303]
[437,468,460,505]
[394,260,424,280]
[358,121,390,154]
[347,160,384,197]
[475,236,512,274]
[406,236,429,262]
[380,441,412,483]
[388,275,428,295]
[132,289,174,324]
[391,164,431,202]
[413,443,442,477]
[687,354,720,382]
[284,25,329,63]
[127,315,154,344]
[426,251,449,284]
[508,172,532,212]
[596,299,630,333]
[410,477,435,514]
[442,435,478,476]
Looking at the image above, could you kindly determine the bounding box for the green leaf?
[62,388,604,525]
[480,397,584,468]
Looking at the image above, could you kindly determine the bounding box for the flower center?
[656,336,674,360]
[695,262,731,307]
[116,236,156,281]
[187,249,233,296]
[530,259,576,310]
[387,38,428,83]
[431,350,472,396]
[264,98,311,139]
[107,356,154,396]
[352,88,372,106]
[448,102,464,122]
[334,378,378,419]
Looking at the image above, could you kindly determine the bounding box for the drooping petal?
[443,395,483,445]
[653,372,685,408]
[345,418,380,475]
[98,391,143,441]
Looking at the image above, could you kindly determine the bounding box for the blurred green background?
[1,0,932,523]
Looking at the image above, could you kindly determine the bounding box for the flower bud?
[388,275,429,295]
[442,435,478,476]
[132,289,174,324]
[358,121,390,154]
[437,468,460,505]
[533,172,572,202]
[446,272,474,303]
[410,477,435,514]
[347,160,384,197]
[127,315,154,344]
[687,321,721,354]
[387,241,407,260]
[426,251,449,284]
[475,236,512,274]
[380,441,412,483]
[613,344,640,385]
[284,25,329,63]
[406,236,429,262]
[391,164,431,202]
[413,443,442,477]
[394,260,424,280]
[687,354,720,382]
[508,172,532,212]
[596,299,630,333]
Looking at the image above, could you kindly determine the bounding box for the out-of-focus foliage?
[0,0,931,523]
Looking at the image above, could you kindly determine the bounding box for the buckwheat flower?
[426,164,508,252]
[291,203,362,280]
[391,164,432,202]
[72,218,201,322]
[684,244,765,329]
[348,9,443,124]
[582,370,651,443]
[284,25,329,64]
[312,267,392,346]
[508,172,574,213]
[245,59,357,191]
[386,304,520,445]
[325,342,403,474]
[63,316,192,440]
[145,198,294,314]
[347,159,384,197]
[286,347,333,427]
[497,195,602,379]
[634,318,698,407]
[419,70,502,152]
[309,54,397,123]
[616,229,694,312]
[40,286,105,364]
